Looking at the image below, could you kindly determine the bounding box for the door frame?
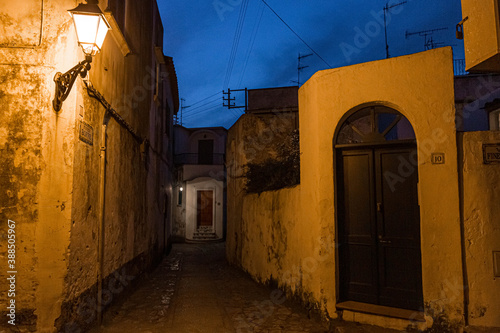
[334,141,423,310]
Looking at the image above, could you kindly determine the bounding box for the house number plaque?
[431,153,445,164]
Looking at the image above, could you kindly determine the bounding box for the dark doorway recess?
[335,106,423,311]
[198,139,214,164]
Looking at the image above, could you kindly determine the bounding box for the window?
[198,139,214,164]
[336,106,415,145]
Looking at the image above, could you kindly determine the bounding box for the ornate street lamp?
[53,0,110,111]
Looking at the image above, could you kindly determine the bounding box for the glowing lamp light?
[180,187,184,192]
[52,1,110,111]
[69,2,110,56]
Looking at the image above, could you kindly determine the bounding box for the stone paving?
[90,243,394,333]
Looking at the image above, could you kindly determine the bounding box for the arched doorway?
[335,105,423,311]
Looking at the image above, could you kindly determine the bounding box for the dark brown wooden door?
[338,146,423,310]
[197,190,213,227]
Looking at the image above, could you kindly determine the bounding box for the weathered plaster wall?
[0,64,45,329]
[239,186,335,306]
[0,0,79,331]
[172,193,186,240]
[460,131,500,328]
[183,164,224,181]
[0,0,43,47]
[228,48,465,330]
[1,0,175,331]
[247,86,298,112]
[60,0,174,331]
[461,0,500,73]
[299,47,463,327]
[226,112,298,264]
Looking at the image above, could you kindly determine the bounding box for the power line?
[223,0,250,89]
[260,0,332,68]
[237,1,265,87]
[183,104,222,120]
[182,97,220,114]
[187,91,221,108]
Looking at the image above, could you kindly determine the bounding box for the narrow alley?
[89,243,392,333]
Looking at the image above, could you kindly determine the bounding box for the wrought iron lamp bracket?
[53,55,93,111]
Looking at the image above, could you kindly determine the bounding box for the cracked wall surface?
[0,0,175,331]
[461,131,500,328]
[227,48,475,331]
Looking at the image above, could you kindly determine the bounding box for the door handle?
[378,235,392,244]
[377,202,382,212]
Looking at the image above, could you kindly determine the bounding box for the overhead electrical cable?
[260,0,332,68]
[187,91,222,108]
[223,0,248,88]
[182,97,221,114]
[223,0,250,89]
[238,1,265,87]
[183,104,222,120]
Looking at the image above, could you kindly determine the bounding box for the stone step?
[193,233,217,237]
[192,232,218,240]
[195,228,214,234]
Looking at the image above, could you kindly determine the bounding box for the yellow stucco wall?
[460,131,500,328]
[0,1,79,331]
[226,112,298,265]
[229,48,468,330]
[461,0,500,72]
[299,47,463,326]
[240,185,338,313]
[1,1,173,331]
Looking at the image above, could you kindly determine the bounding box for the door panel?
[375,149,423,310]
[339,150,378,304]
[197,190,213,227]
[338,146,423,311]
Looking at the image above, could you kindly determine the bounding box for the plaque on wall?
[483,144,500,164]
[79,120,93,146]
[431,153,445,165]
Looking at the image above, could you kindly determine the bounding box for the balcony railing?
[174,153,225,165]
[454,59,468,76]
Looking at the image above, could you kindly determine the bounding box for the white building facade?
[172,126,227,242]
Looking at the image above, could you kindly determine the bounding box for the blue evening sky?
[158,0,464,128]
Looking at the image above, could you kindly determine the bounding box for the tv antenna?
[291,53,313,86]
[383,1,407,58]
[405,27,448,50]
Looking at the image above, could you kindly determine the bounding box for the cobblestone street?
[90,243,392,333]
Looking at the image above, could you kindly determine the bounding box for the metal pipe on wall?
[97,115,110,325]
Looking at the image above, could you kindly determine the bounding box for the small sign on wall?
[483,144,500,164]
[79,120,93,145]
[431,153,445,164]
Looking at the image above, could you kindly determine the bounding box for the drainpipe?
[457,133,469,326]
[97,113,110,325]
